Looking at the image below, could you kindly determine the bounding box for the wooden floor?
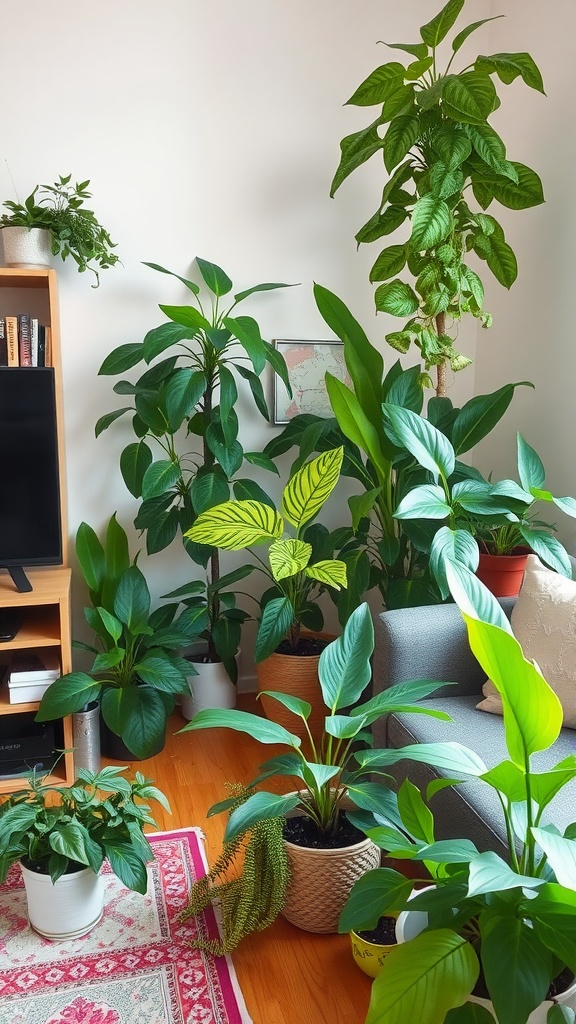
[104,694,372,1024]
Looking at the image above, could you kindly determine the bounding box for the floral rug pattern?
[0,829,251,1024]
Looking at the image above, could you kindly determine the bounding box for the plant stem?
[435,311,447,397]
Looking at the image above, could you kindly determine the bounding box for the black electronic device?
[0,607,22,641]
[0,716,56,761]
[0,367,62,592]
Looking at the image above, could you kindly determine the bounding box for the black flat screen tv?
[0,367,62,592]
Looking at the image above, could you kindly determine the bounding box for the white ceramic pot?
[2,226,52,268]
[21,861,104,940]
[396,887,576,1022]
[180,658,236,719]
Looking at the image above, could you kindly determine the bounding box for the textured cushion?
[477,556,576,728]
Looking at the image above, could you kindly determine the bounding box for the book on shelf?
[0,318,6,366]
[37,323,46,366]
[30,317,39,366]
[9,648,61,684]
[5,315,18,366]
[18,313,32,366]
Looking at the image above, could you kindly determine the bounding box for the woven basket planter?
[281,794,380,933]
[255,632,334,742]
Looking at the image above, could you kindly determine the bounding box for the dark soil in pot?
[21,856,86,876]
[473,964,574,1001]
[275,636,331,657]
[356,915,397,945]
[283,813,366,849]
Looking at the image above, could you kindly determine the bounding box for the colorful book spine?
[18,313,32,366]
[5,316,18,366]
[0,318,6,366]
[30,318,39,366]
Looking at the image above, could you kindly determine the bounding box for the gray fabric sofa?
[372,601,576,859]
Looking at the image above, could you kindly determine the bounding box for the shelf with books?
[0,561,74,790]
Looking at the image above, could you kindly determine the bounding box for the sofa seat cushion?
[387,695,576,843]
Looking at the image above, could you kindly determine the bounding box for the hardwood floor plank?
[103,695,372,1023]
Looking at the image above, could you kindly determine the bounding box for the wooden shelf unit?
[0,269,73,792]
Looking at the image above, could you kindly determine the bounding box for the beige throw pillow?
[476,555,576,729]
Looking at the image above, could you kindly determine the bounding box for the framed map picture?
[272,339,351,424]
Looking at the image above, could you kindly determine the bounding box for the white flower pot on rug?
[180,658,236,720]
[20,862,104,940]
[2,226,52,268]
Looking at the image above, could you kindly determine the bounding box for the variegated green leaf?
[269,539,312,581]
[185,500,283,550]
[282,448,344,529]
[304,559,348,590]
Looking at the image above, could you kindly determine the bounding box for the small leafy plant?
[180,601,451,843]
[340,564,576,1024]
[36,515,202,759]
[0,765,170,894]
[185,447,349,660]
[1,174,119,286]
[332,0,545,394]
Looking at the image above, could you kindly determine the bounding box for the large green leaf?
[467,851,545,898]
[282,448,343,529]
[488,162,545,210]
[443,72,498,125]
[99,343,145,375]
[105,839,149,894]
[430,527,479,598]
[382,404,455,481]
[517,433,545,491]
[383,115,420,173]
[318,602,373,711]
[120,441,153,498]
[481,915,551,1024]
[475,52,545,94]
[394,484,452,520]
[141,459,181,500]
[531,830,576,890]
[195,256,233,296]
[410,195,452,251]
[36,673,102,721]
[451,382,532,455]
[397,778,434,843]
[223,314,267,373]
[326,375,390,483]
[179,707,301,748]
[357,741,487,777]
[304,559,347,590]
[186,500,283,549]
[134,654,188,694]
[113,565,151,630]
[463,614,563,764]
[269,539,312,581]
[375,280,419,317]
[367,928,478,1024]
[451,16,504,55]
[420,0,465,46]
[101,685,167,760]
[339,867,413,933]
[225,791,302,843]
[75,521,105,593]
[346,62,405,106]
[190,468,230,514]
[331,122,386,195]
[486,235,518,288]
[444,560,512,632]
[159,303,211,333]
[49,822,103,873]
[164,368,206,427]
[370,245,407,283]
[255,597,295,661]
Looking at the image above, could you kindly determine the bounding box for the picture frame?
[272,339,351,424]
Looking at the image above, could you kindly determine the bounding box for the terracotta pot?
[255,631,334,742]
[476,551,529,597]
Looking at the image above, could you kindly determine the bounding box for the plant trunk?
[435,312,447,398]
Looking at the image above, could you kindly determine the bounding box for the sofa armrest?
[373,599,516,700]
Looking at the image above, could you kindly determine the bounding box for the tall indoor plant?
[36,515,202,759]
[339,563,576,1023]
[331,0,545,394]
[96,256,292,687]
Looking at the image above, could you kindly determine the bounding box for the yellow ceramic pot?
[350,915,398,979]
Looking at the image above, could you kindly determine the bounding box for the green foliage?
[180,784,289,954]
[96,257,293,668]
[340,569,576,1024]
[382,410,576,593]
[36,515,201,758]
[0,174,119,286]
[186,448,349,657]
[332,0,545,389]
[180,603,452,841]
[0,765,169,893]
[265,284,530,610]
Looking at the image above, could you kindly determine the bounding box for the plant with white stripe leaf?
[380,403,576,595]
[332,0,545,397]
[185,447,349,660]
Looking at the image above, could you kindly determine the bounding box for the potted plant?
[1,174,119,285]
[0,764,170,941]
[331,0,545,396]
[349,913,399,979]
[184,446,350,737]
[339,563,576,1023]
[180,601,452,933]
[265,283,531,609]
[380,405,576,596]
[36,515,203,760]
[96,256,293,705]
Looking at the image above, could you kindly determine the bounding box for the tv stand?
[4,567,33,593]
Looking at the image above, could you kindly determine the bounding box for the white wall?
[7,0,565,685]
[472,0,576,554]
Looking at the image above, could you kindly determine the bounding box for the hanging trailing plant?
[331,0,545,395]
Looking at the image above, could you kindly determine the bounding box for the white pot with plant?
[0,765,170,941]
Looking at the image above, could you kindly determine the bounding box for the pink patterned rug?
[0,828,252,1024]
